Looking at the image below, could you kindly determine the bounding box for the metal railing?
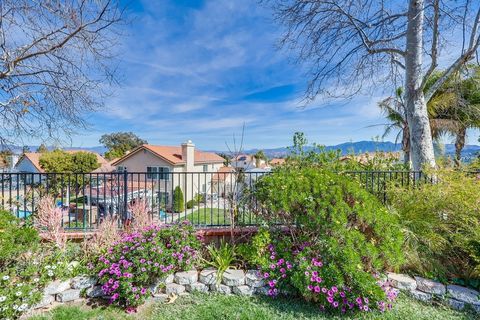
[1,170,465,230]
[0,171,268,230]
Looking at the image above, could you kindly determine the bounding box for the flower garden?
[1,151,479,320]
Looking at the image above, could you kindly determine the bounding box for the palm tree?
[253,150,267,168]
[379,67,480,167]
[377,88,411,166]
[426,67,480,166]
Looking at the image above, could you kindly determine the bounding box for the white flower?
[51,266,57,270]
[12,304,18,310]
[15,291,22,297]
[16,283,24,287]
[45,265,51,270]
[18,303,28,311]
[47,270,54,277]
[32,260,38,265]
[33,278,39,283]
[2,275,9,280]
[0,296,6,302]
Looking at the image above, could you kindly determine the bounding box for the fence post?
[123,169,128,216]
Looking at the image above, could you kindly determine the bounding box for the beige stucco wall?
[115,149,224,205]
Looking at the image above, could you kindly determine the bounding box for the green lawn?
[181,208,229,225]
[181,207,258,226]
[29,293,476,320]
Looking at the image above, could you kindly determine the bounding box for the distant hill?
[222,140,480,160]
[2,141,479,161]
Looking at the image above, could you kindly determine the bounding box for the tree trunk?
[402,126,411,168]
[454,127,466,167]
[404,0,436,171]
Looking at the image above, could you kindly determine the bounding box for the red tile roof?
[113,144,225,166]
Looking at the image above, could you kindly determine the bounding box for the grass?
[181,207,258,226]
[182,208,229,225]
[29,293,476,320]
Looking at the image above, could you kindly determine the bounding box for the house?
[211,166,236,197]
[231,154,267,170]
[269,158,286,166]
[111,141,225,205]
[339,151,403,165]
[15,150,109,183]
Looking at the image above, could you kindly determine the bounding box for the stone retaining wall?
[387,272,480,313]
[27,270,480,316]
[29,268,267,314]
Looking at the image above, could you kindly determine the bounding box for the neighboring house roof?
[232,154,253,162]
[212,166,236,182]
[92,159,117,173]
[339,152,401,164]
[112,144,225,166]
[16,151,108,173]
[270,158,286,166]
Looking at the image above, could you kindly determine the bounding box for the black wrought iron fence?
[0,171,269,230]
[1,170,473,230]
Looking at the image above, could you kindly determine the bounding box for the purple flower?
[314,286,320,293]
[263,272,270,279]
[333,301,339,308]
[327,296,334,303]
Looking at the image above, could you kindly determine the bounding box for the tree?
[379,67,480,167]
[39,150,100,196]
[268,0,480,170]
[36,144,48,153]
[100,132,147,160]
[173,186,184,213]
[377,89,411,166]
[217,153,231,166]
[39,150,100,173]
[0,1,124,146]
[427,68,480,166]
[253,150,267,167]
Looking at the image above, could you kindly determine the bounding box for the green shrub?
[389,169,480,285]
[186,199,196,209]
[0,210,39,268]
[0,211,79,319]
[173,186,184,212]
[204,240,237,284]
[253,167,404,312]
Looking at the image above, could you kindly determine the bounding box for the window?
[147,166,170,180]
[202,184,206,192]
[117,166,127,172]
[202,165,208,172]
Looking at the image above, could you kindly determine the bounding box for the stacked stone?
[155,269,267,297]
[387,273,480,313]
[33,276,97,309]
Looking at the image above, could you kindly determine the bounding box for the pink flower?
[314,286,320,293]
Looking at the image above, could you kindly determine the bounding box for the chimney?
[181,140,195,171]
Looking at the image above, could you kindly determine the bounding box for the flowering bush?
[35,196,67,250]
[128,198,152,232]
[0,210,79,319]
[93,222,200,309]
[252,167,404,313]
[290,249,398,313]
[84,215,120,261]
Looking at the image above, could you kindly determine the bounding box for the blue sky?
[72,0,479,150]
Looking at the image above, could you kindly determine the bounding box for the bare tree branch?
[0,0,124,146]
